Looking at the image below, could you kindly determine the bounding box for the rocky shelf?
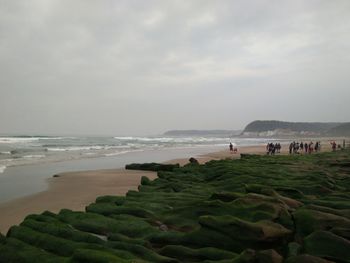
[1,151,350,262]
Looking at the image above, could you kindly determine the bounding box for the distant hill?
[326,122,350,136]
[242,120,348,137]
[163,130,241,137]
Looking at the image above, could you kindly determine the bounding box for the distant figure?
[267,143,275,155]
[331,141,336,152]
[229,142,234,153]
[289,143,293,154]
[275,143,281,153]
[315,142,319,152]
[300,142,304,153]
[304,143,308,154]
[271,144,276,155]
[309,142,313,154]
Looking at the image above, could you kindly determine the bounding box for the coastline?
[0,141,337,234]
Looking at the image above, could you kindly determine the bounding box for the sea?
[0,135,282,203]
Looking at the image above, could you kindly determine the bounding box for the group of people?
[288,141,321,154]
[266,142,281,155]
[229,140,345,156]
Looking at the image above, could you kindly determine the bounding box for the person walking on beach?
[300,142,304,154]
[289,142,293,154]
[331,141,336,152]
[229,142,234,153]
[276,143,281,153]
[309,142,313,154]
[315,142,319,152]
[304,143,308,154]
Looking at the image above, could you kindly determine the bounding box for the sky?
[0,0,349,136]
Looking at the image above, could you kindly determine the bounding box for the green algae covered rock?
[125,162,180,171]
[199,215,292,242]
[303,230,350,262]
[0,150,349,262]
[0,237,66,263]
[71,249,131,263]
[285,254,335,263]
[0,233,5,244]
[287,242,301,257]
[159,245,238,262]
[256,249,283,263]
[293,208,350,238]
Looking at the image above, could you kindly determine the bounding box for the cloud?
[0,0,349,135]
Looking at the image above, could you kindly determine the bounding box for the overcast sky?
[0,1,349,136]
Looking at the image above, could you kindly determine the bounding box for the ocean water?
[0,135,283,202]
[0,135,284,173]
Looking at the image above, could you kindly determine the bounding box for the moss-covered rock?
[303,230,350,262]
[293,208,350,237]
[199,215,292,242]
[125,163,180,171]
[287,242,301,257]
[160,245,237,262]
[256,249,283,263]
[284,254,335,263]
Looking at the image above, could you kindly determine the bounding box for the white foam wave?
[0,165,6,173]
[48,145,109,152]
[38,137,73,140]
[0,136,71,144]
[0,151,11,154]
[0,137,40,143]
[114,136,135,140]
[23,155,46,159]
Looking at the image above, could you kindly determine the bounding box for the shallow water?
[0,146,223,203]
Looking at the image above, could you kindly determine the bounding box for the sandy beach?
[0,141,340,234]
[0,169,157,234]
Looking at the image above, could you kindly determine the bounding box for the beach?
[0,169,158,234]
[0,141,338,234]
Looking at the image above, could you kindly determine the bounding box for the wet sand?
[0,169,157,234]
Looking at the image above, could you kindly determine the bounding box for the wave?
[23,155,46,159]
[0,137,41,143]
[0,165,6,173]
[0,136,71,144]
[47,145,110,152]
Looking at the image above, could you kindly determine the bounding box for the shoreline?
[0,141,338,234]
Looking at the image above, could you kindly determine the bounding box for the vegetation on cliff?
[1,150,350,262]
[242,120,348,136]
[326,123,350,136]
